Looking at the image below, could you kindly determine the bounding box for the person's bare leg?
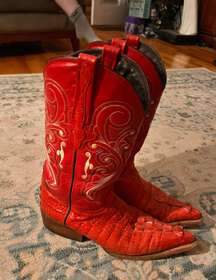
[54,0,100,42]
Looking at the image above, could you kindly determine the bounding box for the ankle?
[69,6,83,24]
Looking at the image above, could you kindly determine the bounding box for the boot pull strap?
[102,45,121,70]
[78,53,98,127]
[126,34,140,49]
[111,38,127,53]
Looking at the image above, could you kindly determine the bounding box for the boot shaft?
[41,45,149,221]
[88,35,167,154]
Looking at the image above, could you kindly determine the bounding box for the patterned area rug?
[0,68,216,280]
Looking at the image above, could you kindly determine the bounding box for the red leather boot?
[40,45,197,259]
[88,35,202,227]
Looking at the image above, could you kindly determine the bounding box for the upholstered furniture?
[0,0,86,50]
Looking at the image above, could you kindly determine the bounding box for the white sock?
[54,0,80,16]
[70,6,100,43]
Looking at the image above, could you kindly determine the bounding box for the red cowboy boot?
[88,35,202,227]
[40,45,197,260]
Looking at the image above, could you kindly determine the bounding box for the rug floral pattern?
[0,68,216,280]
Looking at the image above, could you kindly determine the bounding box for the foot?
[41,186,197,259]
[115,165,202,227]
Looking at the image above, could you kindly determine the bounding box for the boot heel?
[41,212,84,242]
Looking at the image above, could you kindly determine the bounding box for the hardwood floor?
[0,29,216,74]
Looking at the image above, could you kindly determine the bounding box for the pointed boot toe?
[167,205,203,227]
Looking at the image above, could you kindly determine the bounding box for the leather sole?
[41,212,198,260]
[105,240,198,260]
[171,218,203,228]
